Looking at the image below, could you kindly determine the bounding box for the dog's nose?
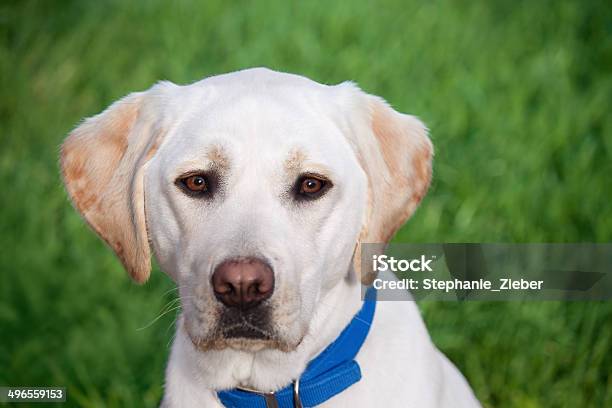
[212,258,274,308]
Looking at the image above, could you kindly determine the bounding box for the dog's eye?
[177,173,214,196]
[301,178,323,194]
[183,175,208,192]
[294,174,331,200]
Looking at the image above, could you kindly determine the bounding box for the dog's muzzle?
[211,257,275,341]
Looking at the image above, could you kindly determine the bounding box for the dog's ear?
[60,82,174,283]
[336,83,433,285]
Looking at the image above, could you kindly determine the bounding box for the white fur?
[64,67,480,407]
[162,281,480,407]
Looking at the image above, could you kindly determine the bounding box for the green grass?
[1,0,611,407]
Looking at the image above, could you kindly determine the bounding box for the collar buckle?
[292,378,303,408]
[235,386,278,408]
[236,379,302,408]
[262,392,279,408]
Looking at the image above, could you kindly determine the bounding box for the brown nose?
[212,257,274,308]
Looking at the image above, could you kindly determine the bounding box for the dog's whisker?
[166,329,177,349]
[160,284,189,298]
[165,313,179,335]
[137,304,184,331]
[154,297,182,317]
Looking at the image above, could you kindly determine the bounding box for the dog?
[61,68,480,407]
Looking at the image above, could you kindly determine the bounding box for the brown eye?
[295,174,331,200]
[183,174,208,192]
[176,171,219,198]
[301,178,323,194]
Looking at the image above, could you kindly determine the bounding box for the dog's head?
[61,68,432,352]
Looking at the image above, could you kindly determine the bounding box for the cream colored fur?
[61,68,480,407]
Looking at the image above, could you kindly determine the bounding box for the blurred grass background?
[1,0,611,407]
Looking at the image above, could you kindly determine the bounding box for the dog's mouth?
[218,306,285,351]
[186,304,297,352]
[189,330,292,353]
[222,324,272,340]
[218,304,273,339]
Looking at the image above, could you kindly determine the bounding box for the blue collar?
[217,288,377,408]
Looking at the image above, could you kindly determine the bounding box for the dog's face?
[61,68,432,352]
[145,76,368,351]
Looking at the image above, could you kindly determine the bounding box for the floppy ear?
[60,83,173,283]
[338,84,433,285]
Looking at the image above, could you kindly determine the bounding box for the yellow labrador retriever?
[61,68,480,407]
